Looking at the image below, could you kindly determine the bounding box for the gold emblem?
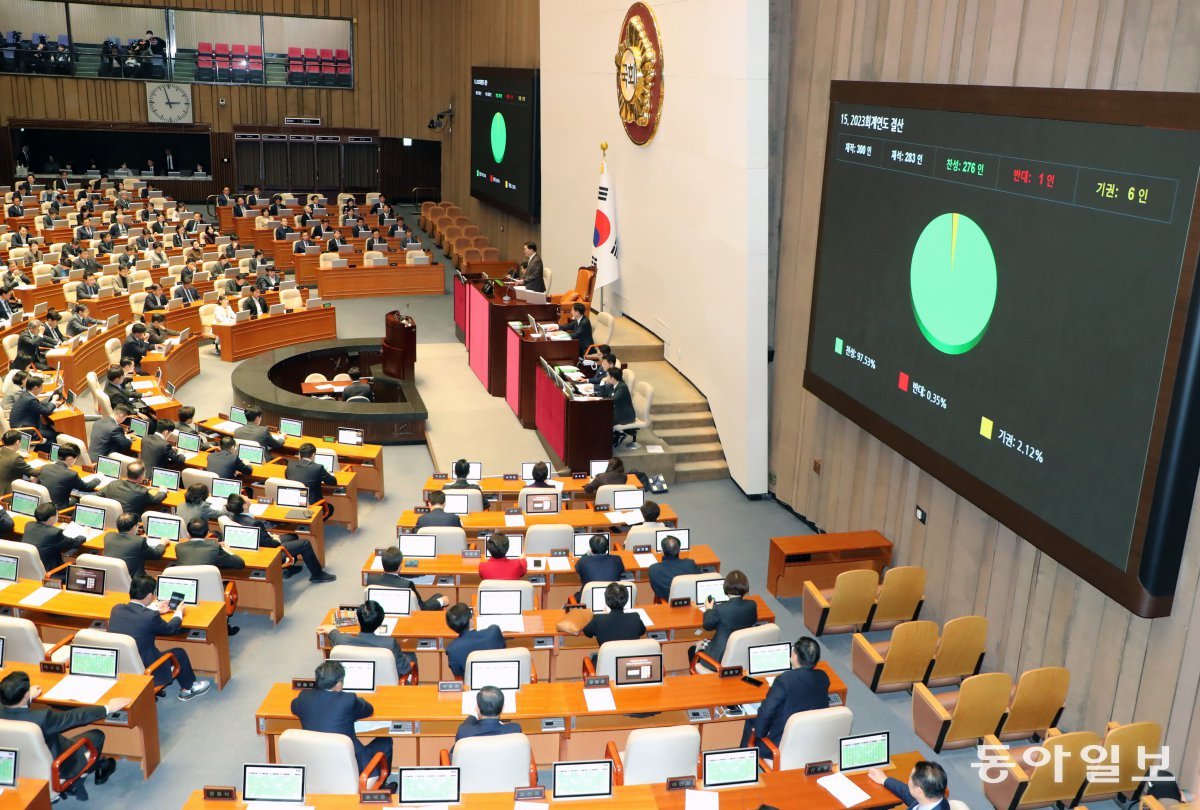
[614,3,664,145]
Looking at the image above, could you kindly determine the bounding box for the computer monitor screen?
[477,589,522,616]
[238,443,266,465]
[0,554,17,582]
[9,491,39,517]
[223,524,261,551]
[229,406,248,425]
[49,444,62,462]
[483,534,523,558]
[0,748,15,788]
[338,659,376,693]
[0,637,4,666]
[468,659,520,691]
[157,575,198,605]
[520,462,537,481]
[69,645,118,679]
[398,534,436,558]
[397,767,460,805]
[702,749,760,789]
[655,528,690,552]
[74,504,105,531]
[177,431,201,453]
[151,467,180,491]
[17,433,30,454]
[589,582,635,613]
[589,459,609,477]
[442,492,470,516]
[696,579,729,606]
[748,642,793,677]
[336,427,363,446]
[313,450,337,474]
[614,654,663,687]
[242,764,305,803]
[65,565,105,595]
[525,492,559,514]
[553,760,614,800]
[839,732,890,773]
[365,586,412,616]
[612,489,645,510]
[449,461,482,482]
[276,487,308,508]
[145,514,181,542]
[212,478,241,499]
[96,455,121,479]
[573,533,608,557]
[128,417,149,438]
[279,417,303,438]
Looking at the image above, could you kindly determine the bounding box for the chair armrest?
[604,741,624,786]
[358,751,389,792]
[1044,727,1063,739]
[51,732,99,793]
[850,633,885,690]
[45,631,76,661]
[979,732,1026,810]
[223,581,238,616]
[45,561,72,578]
[912,683,952,752]
[146,650,181,682]
[802,580,830,635]
[1141,798,1168,810]
[691,650,721,675]
[438,749,450,767]
[529,752,538,787]
[761,737,781,771]
[582,657,595,678]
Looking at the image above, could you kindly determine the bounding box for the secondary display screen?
[804,84,1200,616]
[470,66,540,221]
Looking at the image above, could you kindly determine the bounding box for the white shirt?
[214,304,237,325]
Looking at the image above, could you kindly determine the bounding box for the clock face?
[146,82,193,124]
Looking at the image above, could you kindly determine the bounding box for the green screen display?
[0,749,15,787]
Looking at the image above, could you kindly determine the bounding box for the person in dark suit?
[74,269,100,299]
[444,459,482,492]
[174,406,212,450]
[216,187,232,206]
[23,502,87,572]
[0,429,33,497]
[583,457,626,494]
[95,234,115,257]
[75,217,95,240]
[365,229,389,251]
[340,368,372,401]
[578,582,646,648]
[224,493,335,583]
[648,534,701,600]
[691,570,757,665]
[241,286,269,317]
[291,660,391,773]
[366,546,447,610]
[176,517,245,570]
[206,435,252,479]
[323,600,416,678]
[453,686,523,751]
[868,761,952,810]
[415,490,461,529]
[174,279,202,305]
[745,636,830,755]
[102,367,140,414]
[0,285,19,326]
[102,512,166,578]
[16,320,55,371]
[101,462,167,520]
[107,574,212,700]
[43,310,66,346]
[274,223,294,241]
[108,213,130,239]
[521,242,545,292]
[607,367,637,447]
[255,266,281,292]
[233,406,284,451]
[142,284,168,312]
[444,603,506,678]
[575,533,625,595]
[9,225,31,247]
[286,442,337,519]
[0,671,124,799]
[10,375,61,450]
[89,404,134,458]
[146,313,179,346]
[39,445,98,509]
[563,302,593,350]
[141,419,184,471]
[67,303,101,336]
[525,461,554,488]
[121,323,150,374]
[292,235,314,254]
[326,232,346,252]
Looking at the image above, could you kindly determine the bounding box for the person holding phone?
[689,570,756,666]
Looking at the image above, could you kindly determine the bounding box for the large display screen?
[804,83,1200,617]
[470,66,539,221]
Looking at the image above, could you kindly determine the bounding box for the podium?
[506,325,579,428]
[383,311,417,379]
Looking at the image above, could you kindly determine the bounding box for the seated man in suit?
[868,761,951,810]
[241,285,269,317]
[690,570,757,665]
[415,490,460,529]
[121,323,151,374]
[102,462,168,521]
[285,442,337,519]
[326,231,347,252]
[575,582,646,650]
[224,492,335,583]
[340,368,372,401]
[140,418,184,471]
[233,406,284,451]
[174,277,202,305]
[583,456,626,494]
[0,429,33,498]
[366,547,447,610]
[175,517,245,571]
[444,603,506,679]
[648,533,701,600]
[575,533,625,595]
[478,532,527,580]
[207,435,252,479]
[526,461,554,488]
[744,636,830,755]
[16,320,55,371]
[444,459,481,491]
[142,283,168,312]
[173,406,212,449]
[102,511,166,578]
[255,266,282,292]
[38,444,98,510]
[322,600,416,679]
[291,660,391,774]
[9,374,62,450]
[365,228,388,251]
[89,403,135,458]
[95,233,116,257]
[66,303,101,336]
[176,484,224,525]
[108,574,212,700]
[453,686,523,751]
[606,367,637,446]
[146,312,180,346]
[103,365,142,414]
[563,303,593,351]
[0,671,124,800]
[22,502,87,573]
[274,222,294,241]
[292,235,314,254]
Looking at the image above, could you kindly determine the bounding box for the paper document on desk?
[210,420,240,433]
[314,383,335,391]
[353,720,391,734]
[142,395,170,406]
[545,556,572,572]
[43,675,114,704]
[684,790,720,810]
[583,687,616,712]
[630,608,654,628]
[0,581,10,592]
[19,587,60,608]
[369,555,384,571]
[548,332,572,341]
[633,553,658,568]
[605,509,643,525]
[504,514,526,528]
[646,445,665,454]
[817,772,871,808]
[485,615,525,634]
[131,380,155,390]
[374,617,397,636]
[248,503,270,517]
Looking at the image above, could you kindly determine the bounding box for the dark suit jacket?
[565,316,593,349]
[702,596,758,663]
[233,423,283,451]
[883,778,951,810]
[101,479,167,520]
[364,571,442,610]
[648,556,701,600]
[446,625,506,678]
[453,716,522,746]
[582,608,647,647]
[103,531,165,578]
[174,285,201,304]
[121,337,149,371]
[102,382,137,413]
[66,315,96,336]
[175,538,245,570]
[753,666,831,745]
[0,447,33,496]
[341,381,373,401]
[9,389,55,431]
[89,416,132,458]
[415,509,461,530]
[523,254,545,292]
[443,479,481,491]
[142,292,167,311]
[22,521,86,571]
[39,460,97,510]
[611,382,636,425]
[107,600,182,685]
[285,457,337,503]
[291,689,377,760]
[575,553,625,591]
[141,433,183,471]
[0,703,107,773]
[293,239,313,254]
[206,449,251,478]
[328,628,413,675]
[583,469,626,495]
[241,295,268,316]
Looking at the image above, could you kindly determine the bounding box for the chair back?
[667,572,723,603]
[593,484,637,508]
[280,289,303,309]
[332,373,351,381]
[944,673,1013,745]
[579,580,638,612]
[927,615,988,686]
[542,266,554,292]
[181,468,218,490]
[129,292,147,314]
[1020,730,1098,806]
[720,622,780,669]
[622,725,700,785]
[74,553,131,593]
[198,303,217,327]
[57,432,91,465]
[0,617,49,663]
[870,566,925,628]
[167,564,224,603]
[464,647,533,688]
[11,478,51,505]
[319,251,338,268]
[0,539,45,580]
[70,629,144,676]
[1,334,18,362]
[0,720,53,782]
[630,382,653,425]
[1001,667,1070,740]
[1083,721,1163,799]
[777,706,854,771]
[278,729,360,794]
[515,486,562,513]
[876,620,939,690]
[79,494,122,530]
[453,734,532,794]
[624,524,659,550]
[595,638,660,680]
[594,311,615,345]
[265,477,305,502]
[104,337,121,365]
[825,569,879,629]
[415,526,466,556]
[524,524,572,555]
[329,644,400,687]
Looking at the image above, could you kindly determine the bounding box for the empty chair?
[666,572,724,603]
[851,619,939,693]
[0,539,46,581]
[464,647,534,687]
[104,337,121,365]
[0,718,99,799]
[997,667,1070,742]
[802,569,879,635]
[0,616,70,663]
[982,729,1099,810]
[415,526,466,556]
[606,725,700,786]
[524,524,572,555]
[926,615,988,687]
[73,553,131,595]
[593,483,639,508]
[912,672,1012,753]
[755,705,854,771]
[444,734,534,794]
[278,729,388,794]
[693,622,780,674]
[329,645,401,687]
[592,311,615,350]
[1,334,18,362]
[586,638,660,679]
[867,566,926,630]
[1081,721,1162,804]
[477,579,535,612]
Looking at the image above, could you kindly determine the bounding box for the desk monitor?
[468,659,520,691]
[49,444,62,463]
[477,589,522,616]
[69,645,118,679]
[840,732,891,773]
[337,427,363,446]
[177,431,201,453]
[65,565,106,596]
[0,748,15,788]
[365,586,412,616]
[696,578,729,606]
[0,554,17,583]
[552,760,614,800]
[615,654,663,687]
[589,459,609,477]
[442,491,470,516]
[212,477,241,499]
[612,488,645,511]
[238,443,266,465]
[17,433,30,454]
[242,764,305,804]
[223,523,261,551]
[398,534,436,559]
[128,416,149,438]
[397,767,460,806]
[482,533,523,558]
[655,528,690,552]
[573,532,609,557]
[448,461,482,482]
[276,487,308,508]
[74,504,106,532]
[702,748,760,789]
[151,467,180,491]
[313,450,337,474]
[96,455,122,480]
[279,417,303,438]
[338,659,376,693]
[525,492,560,515]
[165,381,177,398]
[145,514,182,543]
[748,642,793,677]
[589,582,635,614]
[229,405,248,425]
[9,491,39,517]
[520,462,537,482]
[157,575,198,605]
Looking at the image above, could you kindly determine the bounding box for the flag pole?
[598,141,607,315]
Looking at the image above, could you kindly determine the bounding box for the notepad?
[545,556,572,572]
[19,587,61,607]
[605,510,644,525]
[504,514,526,528]
[633,553,658,568]
[630,608,654,628]
[314,383,335,391]
[817,772,871,808]
[484,615,525,634]
[583,687,616,712]
[43,675,114,704]
[248,503,270,517]
[142,395,170,406]
[684,789,719,810]
[210,420,240,433]
[131,380,155,390]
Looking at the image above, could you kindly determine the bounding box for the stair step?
[673,442,726,463]
[612,344,665,362]
[674,460,730,482]
[650,400,711,415]
[656,426,719,446]
[653,412,715,430]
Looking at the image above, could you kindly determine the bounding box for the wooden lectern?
[383,311,416,380]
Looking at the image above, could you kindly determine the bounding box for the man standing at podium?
[522,241,545,292]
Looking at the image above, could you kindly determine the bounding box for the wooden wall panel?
[772,0,1200,780]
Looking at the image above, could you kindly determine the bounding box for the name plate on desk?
[670,597,692,608]
[551,548,569,557]
[40,661,66,674]
[503,473,518,481]
[41,578,63,590]
[720,666,744,679]
[573,472,588,479]
[438,681,464,693]
[633,544,652,553]
[564,602,588,612]
[594,504,610,512]
[359,790,392,803]
[461,549,481,559]
[432,473,448,479]
[515,786,547,801]
[414,506,430,514]
[666,776,696,791]
[505,507,521,515]
[204,786,238,801]
[806,760,834,776]
[292,678,317,690]
[584,675,610,688]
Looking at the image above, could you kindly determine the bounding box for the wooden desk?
[16,281,67,313]
[397,506,678,537]
[316,263,444,299]
[420,474,641,505]
[299,377,373,396]
[184,787,659,810]
[211,306,338,362]
[461,259,519,279]
[44,322,127,394]
[142,334,202,389]
[0,661,161,778]
[536,363,613,472]
[271,239,298,273]
[292,252,322,286]
[2,779,52,810]
[766,531,893,597]
[78,293,132,324]
[465,283,560,397]
[507,326,580,429]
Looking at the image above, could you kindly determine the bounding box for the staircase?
[653,405,729,482]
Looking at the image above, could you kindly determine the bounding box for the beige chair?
[304,373,328,383]
[73,553,132,594]
[280,288,303,310]
[129,291,147,315]
[277,729,388,794]
[477,579,536,612]
[693,622,780,674]
[516,486,563,513]
[867,566,926,630]
[12,478,51,505]
[0,718,100,798]
[329,644,403,687]
[524,524,572,555]
[332,372,351,382]
[1081,721,1162,804]
[181,469,218,490]
[803,569,879,635]
[464,647,535,687]
[168,564,237,618]
[982,729,1099,810]
[198,303,217,339]
[614,381,653,449]
[69,628,180,694]
[577,580,637,612]
[585,638,660,679]
[592,311,615,350]
[78,494,123,530]
[912,672,1012,753]
[926,615,988,687]
[443,734,535,794]
[57,433,91,465]
[0,616,72,664]
[593,483,638,509]
[666,572,724,603]
[318,251,339,268]
[444,488,484,513]
[0,539,46,580]
[104,337,122,365]
[753,705,854,771]
[997,667,1071,742]
[1,334,18,362]
[264,477,307,503]
[851,619,939,693]
[606,725,700,786]
[415,526,466,556]
[62,281,80,303]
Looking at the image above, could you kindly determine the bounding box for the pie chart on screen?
[910,212,997,355]
[490,112,507,164]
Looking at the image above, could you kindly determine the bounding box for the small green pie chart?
[490,112,507,164]
[910,212,997,355]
